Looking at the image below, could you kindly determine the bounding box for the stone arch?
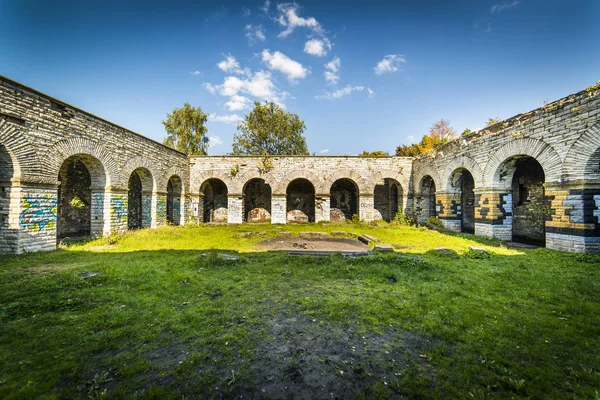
[0,138,20,232]
[121,156,158,191]
[441,156,483,191]
[127,167,155,229]
[286,178,316,223]
[366,169,408,194]
[160,166,187,195]
[46,137,118,187]
[242,177,272,222]
[166,174,183,225]
[483,138,562,188]
[330,178,360,221]
[199,178,228,222]
[562,121,600,182]
[446,168,476,233]
[415,174,437,224]
[230,171,276,195]
[373,176,404,222]
[191,171,232,195]
[273,170,321,195]
[412,164,441,193]
[323,170,367,195]
[0,121,23,181]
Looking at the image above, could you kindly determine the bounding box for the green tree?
[232,101,309,155]
[395,119,457,157]
[462,128,472,136]
[360,150,390,157]
[162,103,209,155]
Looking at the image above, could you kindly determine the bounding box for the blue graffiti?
[20,195,58,231]
[111,195,127,223]
[142,196,152,225]
[92,192,104,217]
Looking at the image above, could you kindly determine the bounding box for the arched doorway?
[510,157,549,246]
[128,167,153,229]
[418,175,436,224]
[200,178,228,222]
[330,179,359,222]
[286,178,315,223]
[57,154,105,239]
[0,144,15,234]
[374,178,403,222]
[243,178,272,222]
[167,175,183,225]
[448,168,475,233]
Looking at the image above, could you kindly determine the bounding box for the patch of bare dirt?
[259,235,370,252]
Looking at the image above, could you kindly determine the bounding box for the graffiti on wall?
[142,196,152,226]
[111,194,127,223]
[157,198,167,221]
[92,192,104,217]
[19,194,58,231]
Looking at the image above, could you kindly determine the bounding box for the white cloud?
[242,7,251,16]
[316,85,364,100]
[217,55,246,75]
[245,24,266,45]
[224,95,252,111]
[374,54,406,75]
[203,82,218,94]
[261,50,309,82]
[208,114,243,124]
[491,1,520,14]
[190,70,201,76]
[324,57,340,84]
[276,3,322,38]
[260,0,270,14]
[368,88,375,98]
[208,135,224,146]
[304,38,331,57]
[319,149,329,154]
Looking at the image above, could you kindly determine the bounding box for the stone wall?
[411,84,600,253]
[0,76,188,253]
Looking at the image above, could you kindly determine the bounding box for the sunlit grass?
[1,223,598,398]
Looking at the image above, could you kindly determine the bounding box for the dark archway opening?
[57,156,92,238]
[0,144,15,232]
[201,179,228,223]
[374,178,403,222]
[128,171,143,229]
[449,169,475,234]
[167,175,183,225]
[286,178,315,223]
[244,179,272,222]
[418,175,436,223]
[511,157,549,246]
[330,179,359,222]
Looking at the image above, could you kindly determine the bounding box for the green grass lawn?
[1,223,599,399]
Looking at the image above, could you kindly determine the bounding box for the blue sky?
[1,0,598,155]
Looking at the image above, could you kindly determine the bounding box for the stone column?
[141,190,154,228]
[359,194,375,222]
[436,191,462,232]
[315,195,330,223]
[227,194,243,224]
[473,188,512,240]
[545,183,600,254]
[90,187,107,237]
[106,189,128,234]
[155,191,167,227]
[271,195,287,224]
[15,181,59,253]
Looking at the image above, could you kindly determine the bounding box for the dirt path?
[259,236,370,252]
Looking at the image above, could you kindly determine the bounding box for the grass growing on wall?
[0,223,599,398]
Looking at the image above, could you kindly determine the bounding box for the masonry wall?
[0,75,189,253]
[411,84,600,253]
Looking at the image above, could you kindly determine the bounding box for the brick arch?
[483,138,562,188]
[273,170,321,195]
[0,120,24,180]
[160,166,187,194]
[441,156,484,191]
[121,156,158,192]
[191,171,232,195]
[323,170,368,195]
[562,120,600,181]
[366,169,409,194]
[412,164,442,194]
[45,137,118,187]
[230,171,276,195]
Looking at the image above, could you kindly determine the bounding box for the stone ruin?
[1,75,599,254]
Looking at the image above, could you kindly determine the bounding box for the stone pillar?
[90,187,107,237]
[436,191,461,232]
[271,195,287,224]
[141,191,154,228]
[545,183,600,254]
[176,192,185,226]
[155,192,167,227]
[359,194,375,222]
[228,194,243,224]
[315,195,330,223]
[108,189,128,234]
[16,181,59,253]
[0,178,20,253]
[473,188,512,240]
